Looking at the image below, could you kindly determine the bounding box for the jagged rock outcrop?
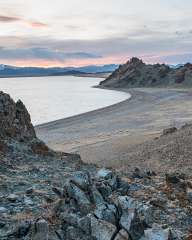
[99,57,192,88]
[1,165,191,240]
[0,91,191,240]
[0,91,36,141]
[0,91,55,162]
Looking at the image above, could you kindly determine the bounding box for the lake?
[0,76,130,125]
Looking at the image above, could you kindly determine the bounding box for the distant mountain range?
[0,64,118,78]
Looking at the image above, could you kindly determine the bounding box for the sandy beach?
[36,87,192,169]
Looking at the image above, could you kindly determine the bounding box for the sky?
[0,0,192,67]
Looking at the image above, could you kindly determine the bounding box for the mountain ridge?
[99,57,192,88]
[0,64,118,78]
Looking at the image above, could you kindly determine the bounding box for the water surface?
[0,76,130,125]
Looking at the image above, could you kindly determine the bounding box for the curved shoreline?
[35,87,132,128]
[36,87,192,169]
[36,86,190,130]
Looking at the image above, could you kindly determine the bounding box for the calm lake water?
[0,76,130,125]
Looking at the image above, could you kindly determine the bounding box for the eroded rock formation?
[99,57,192,88]
[0,91,36,141]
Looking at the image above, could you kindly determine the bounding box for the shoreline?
[35,86,132,128]
[36,86,191,129]
[0,72,110,79]
[0,75,128,126]
[36,87,192,170]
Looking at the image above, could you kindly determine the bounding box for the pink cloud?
[0,14,47,29]
[0,54,126,68]
[27,21,48,28]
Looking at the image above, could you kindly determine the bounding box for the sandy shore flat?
[36,88,192,169]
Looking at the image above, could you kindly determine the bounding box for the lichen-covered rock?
[120,209,144,240]
[94,203,117,225]
[97,168,113,180]
[64,181,92,214]
[118,196,138,210]
[0,220,31,240]
[90,185,104,205]
[70,171,91,190]
[95,181,112,200]
[90,214,117,240]
[143,225,172,240]
[31,219,49,240]
[0,92,36,141]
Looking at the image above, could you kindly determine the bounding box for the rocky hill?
[99,57,192,88]
[118,124,192,176]
[1,91,192,239]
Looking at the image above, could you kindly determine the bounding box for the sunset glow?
[1,0,192,67]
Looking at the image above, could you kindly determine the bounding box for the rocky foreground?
[99,57,192,88]
[0,91,192,239]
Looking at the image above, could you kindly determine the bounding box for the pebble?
[7,193,19,202]
[0,206,7,213]
[24,196,34,206]
[97,168,113,179]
